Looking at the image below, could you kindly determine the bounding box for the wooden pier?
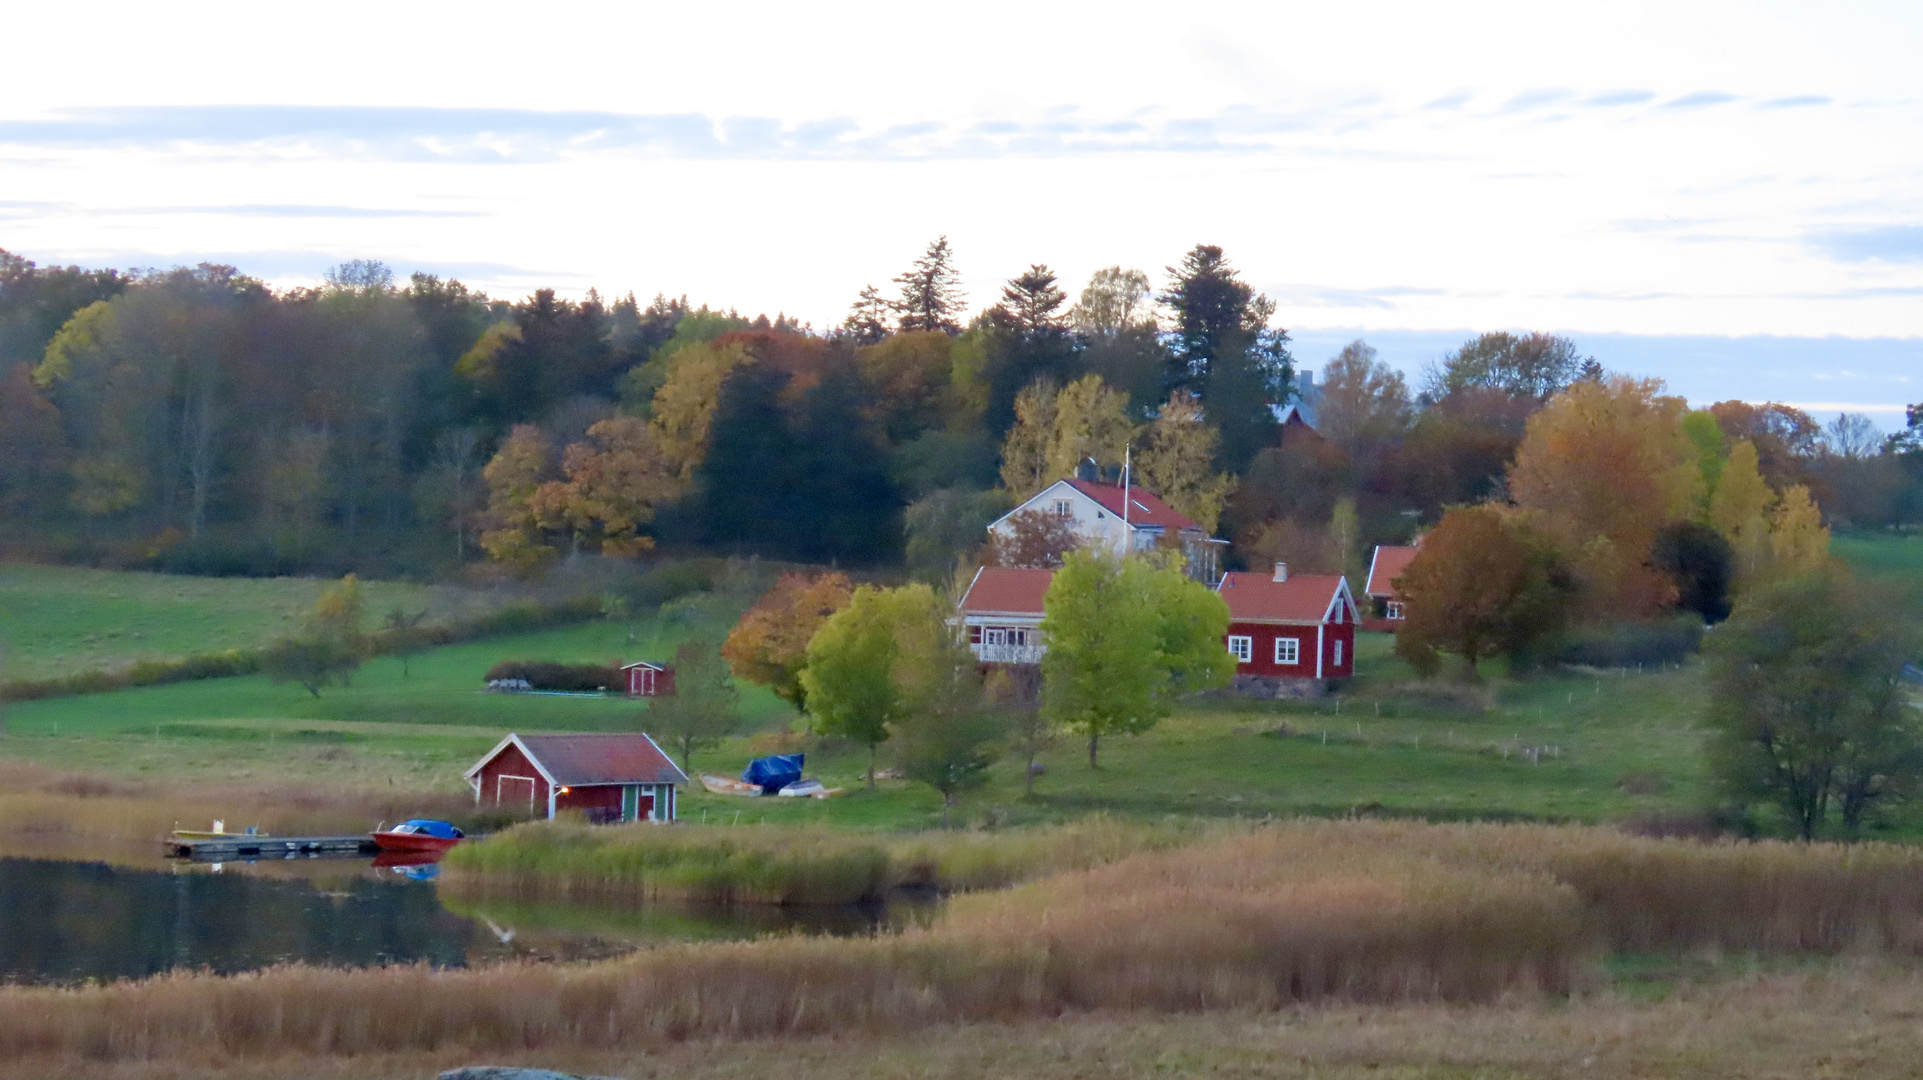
[166,834,379,860]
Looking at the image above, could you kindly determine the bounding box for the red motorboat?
[371,819,465,855]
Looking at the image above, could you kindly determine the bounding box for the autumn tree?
[478,424,559,569]
[647,340,754,481]
[1134,390,1234,533]
[527,416,676,556]
[1707,400,1821,489]
[801,583,947,787]
[986,666,1051,797]
[1393,507,1575,679]
[894,237,966,334]
[1041,550,1233,766]
[1074,266,1166,413]
[892,616,1005,824]
[1710,439,1776,578]
[997,375,1138,498]
[0,362,66,517]
[1706,568,1922,838]
[1423,332,1587,403]
[1316,340,1413,461]
[854,329,953,440]
[264,574,370,696]
[649,637,744,774]
[1508,377,1700,618]
[721,572,854,715]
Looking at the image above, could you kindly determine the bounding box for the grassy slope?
[1,531,1912,833]
[0,564,456,678]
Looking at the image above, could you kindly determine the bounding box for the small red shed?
[464,732,688,823]
[1216,563,1360,683]
[622,661,675,697]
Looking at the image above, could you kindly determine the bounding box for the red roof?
[960,567,1053,618]
[1365,545,1420,598]
[1216,571,1353,625]
[468,733,687,787]
[1063,480,1201,534]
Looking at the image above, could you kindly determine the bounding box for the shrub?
[483,660,623,693]
[1554,617,1704,668]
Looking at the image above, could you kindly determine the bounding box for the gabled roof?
[1215,571,1359,625]
[959,566,1053,619]
[620,661,665,671]
[465,732,689,787]
[1365,545,1421,599]
[1061,479,1201,534]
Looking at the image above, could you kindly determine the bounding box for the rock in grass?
[438,1060,619,1068]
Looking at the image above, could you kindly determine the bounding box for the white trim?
[1315,625,1326,679]
[1365,546,1384,597]
[1385,600,1405,621]
[496,774,538,813]
[1334,639,1344,669]
[1274,636,1300,666]
[463,732,560,787]
[1227,635,1253,663]
[547,785,557,820]
[637,732,693,786]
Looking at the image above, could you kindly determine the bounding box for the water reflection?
[0,856,939,986]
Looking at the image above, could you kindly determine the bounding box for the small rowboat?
[371,819,465,855]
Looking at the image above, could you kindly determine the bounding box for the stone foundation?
[1229,674,1332,699]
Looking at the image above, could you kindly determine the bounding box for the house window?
[969,625,982,643]
[1333,640,1344,667]
[1052,499,1073,518]
[1275,637,1300,665]
[985,627,1008,646]
[1227,635,1252,663]
[1385,601,1405,620]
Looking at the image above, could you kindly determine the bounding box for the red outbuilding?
[622,661,675,697]
[464,732,688,823]
[1363,543,1421,632]
[1215,563,1360,685]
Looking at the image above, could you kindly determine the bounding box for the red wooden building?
[464,732,688,823]
[1363,543,1421,632]
[1215,563,1360,685]
[622,661,675,697]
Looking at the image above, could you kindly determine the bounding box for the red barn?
[1363,543,1421,632]
[1216,563,1360,688]
[464,732,688,823]
[622,661,675,697]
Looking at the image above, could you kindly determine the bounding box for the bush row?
[0,596,605,703]
[483,660,625,693]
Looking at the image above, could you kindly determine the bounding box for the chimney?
[1272,562,1288,582]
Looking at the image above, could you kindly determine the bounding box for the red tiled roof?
[1063,479,1201,534]
[504,733,687,787]
[960,567,1053,618]
[1365,545,1421,598]
[1216,571,1350,625]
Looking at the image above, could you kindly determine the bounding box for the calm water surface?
[0,855,933,986]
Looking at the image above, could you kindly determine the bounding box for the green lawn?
[0,563,480,679]
[1834,530,1923,592]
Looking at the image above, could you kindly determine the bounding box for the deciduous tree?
[649,637,743,774]
[984,508,1082,569]
[1393,507,1575,679]
[1706,568,1922,838]
[722,572,854,715]
[801,584,946,787]
[478,424,559,569]
[1041,550,1233,767]
[892,619,1005,824]
[528,416,676,556]
[1423,332,1588,402]
[1134,390,1234,533]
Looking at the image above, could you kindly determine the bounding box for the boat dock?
[166,834,379,860]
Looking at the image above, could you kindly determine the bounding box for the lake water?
[0,855,933,986]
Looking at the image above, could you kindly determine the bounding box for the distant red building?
[464,732,688,823]
[1363,543,1421,632]
[1215,563,1359,688]
[621,661,675,697]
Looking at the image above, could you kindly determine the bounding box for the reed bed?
[440,816,1211,905]
[8,818,1923,1065]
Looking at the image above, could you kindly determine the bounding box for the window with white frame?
[1333,640,1343,666]
[1385,600,1405,620]
[1227,635,1252,663]
[985,627,1008,645]
[1052,499,1072,517]
[1274,636,1300,665]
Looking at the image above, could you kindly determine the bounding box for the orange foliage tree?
[1393,506,1575,679]
[721,571,855,714]
[983,509,1082,569]
[1507,377,1699,618]
[528,416,677,557]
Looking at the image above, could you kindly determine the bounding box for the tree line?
[2,242,1919,585]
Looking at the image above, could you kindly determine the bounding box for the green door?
[621,785,640,822]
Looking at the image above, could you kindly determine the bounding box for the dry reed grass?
[440,816,1209,904]
[6,818,1923,1067]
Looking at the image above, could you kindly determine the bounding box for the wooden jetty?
[166,834,379,860]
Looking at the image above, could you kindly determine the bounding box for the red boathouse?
[464,732,688,823]
[1215,563,1360,690]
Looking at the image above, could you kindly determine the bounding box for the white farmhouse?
[986,478,1225,582]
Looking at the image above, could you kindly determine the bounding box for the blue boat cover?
[399,819,465,839]
[742,753,804,794]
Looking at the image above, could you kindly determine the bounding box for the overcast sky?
[1,1,1917,422]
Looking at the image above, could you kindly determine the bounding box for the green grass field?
[1,531,1915,837]
[0,564,473,678]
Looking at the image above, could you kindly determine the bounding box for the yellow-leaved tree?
[1769,485,1830,572]
[647,341,753,481]
[1708,439,1776,580]
[528,416,677,557]
[997,375,1140,499]
[1134,390,1235,533]
[478,424,556,569]
[1507,376,1700,617]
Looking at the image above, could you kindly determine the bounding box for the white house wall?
[989,482,1142,558]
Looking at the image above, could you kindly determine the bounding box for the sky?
[0,1,1917,425]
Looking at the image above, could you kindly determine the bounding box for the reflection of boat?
[371,819,464,855]
[371,850,442,868]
